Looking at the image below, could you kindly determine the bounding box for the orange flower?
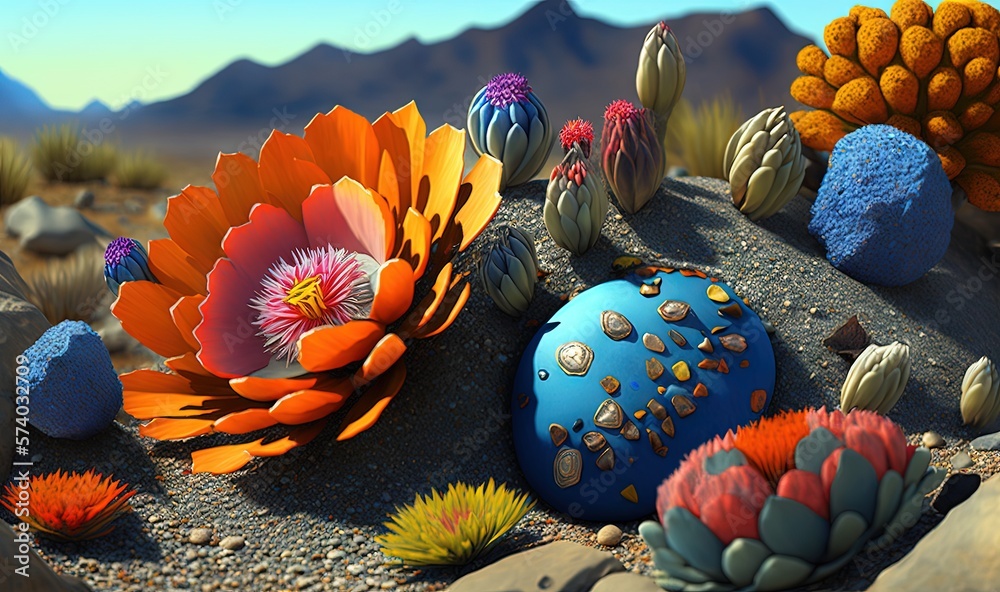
[1,470,135,541]
[112,102,502,473]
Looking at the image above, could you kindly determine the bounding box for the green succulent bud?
[960,356,1000,429]
[636,21,686,151]
[544,143,607,256]
[479,226,538,317]
[840,342,911,415]
[723,106,806,221]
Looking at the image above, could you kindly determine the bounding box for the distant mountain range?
[0,1,813,159]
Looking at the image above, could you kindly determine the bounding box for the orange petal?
[412,276,471,339]
[373,117,413,218]
[229,375,322,401]
[146,238,209,296]
[213,152,269,226]
[356,333,407,384]
[454,155,503,251]
[257,131,331,221]
[420,125,465,239]
[297,320,385,373]
[377,151,405,240]
[140,418,216,440]
[125,390,241,419]
[213,408,279,434]
[375,101,426,210]
[337,361,406,441]
[268,379,353,425]
[165,352,214,377]
[399,263,454,335]
[191,421,328,474]
[112,281,194,358]
[301,180,394,262]
[369,259,415,324]
[163,185,229,271]
[304,106,380,188]
[170,295,205,352]
[398,208,432,280]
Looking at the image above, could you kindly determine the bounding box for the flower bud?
[840,342,911,415]
[480,226,538,317]
[960,356,1000,429]
[104,237,158,296]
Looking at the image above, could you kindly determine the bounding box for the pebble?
[74,189,95,209]
[189,528,213,546]
[922,431,945,449]
[596,524,622,547]
[347,564,365,576]
[932,473,981,515]
[219,535,245,551]
[950,451,974,470]
[970,431,1000,451]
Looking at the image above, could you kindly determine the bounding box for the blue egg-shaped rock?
[808,125,953,287]
[511,269,775,521]
[22,320,123,440]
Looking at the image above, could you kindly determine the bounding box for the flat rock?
[590,572,663,592]
[950,451,973,469]
[0,250,51,482]
[0,522,92,591]
[447,541,623,592]
[970,431,1000,451]
[868,474,1000,592]
[921,431,945,449]
[74,189,95,209]
[932,473,981,515]
[3,196,108,255]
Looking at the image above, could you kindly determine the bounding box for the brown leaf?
[823,315,870,361]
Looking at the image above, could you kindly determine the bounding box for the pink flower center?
[250,245,373,364]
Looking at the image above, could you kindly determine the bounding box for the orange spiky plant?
[790,0,1000,211]
[1,469,136,541]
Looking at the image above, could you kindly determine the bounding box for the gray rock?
[448,541,623,592]
[219,535,245,551]
[591,572,662,592]
[950,451,973,469]
[596,524,622,547]
[0,521,92,591]
[0,251,51,482]
[970,431,1000,451]
[868,474,1000,592]
[74,189,95,209]
[921,431,945,449]
[3,196,109,255]
[188,528,212,546]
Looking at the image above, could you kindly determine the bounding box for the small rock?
[922,431,945,449]
[933,473,981,515]
[3,195,108,255]
[970,431,1000,451]
[950,451,973,470]
[347,564,364,576]
[123,197,144,215]
[219,535,245,551]
[666,166,688,178]
[74,189,95,209]
[596,524,622,547]
[189,528,213,545]
[22,320,122,439]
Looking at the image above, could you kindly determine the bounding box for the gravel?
[8,177,1000,591]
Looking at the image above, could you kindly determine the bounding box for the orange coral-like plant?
[1,469,136,541]
[790,0,1000,211]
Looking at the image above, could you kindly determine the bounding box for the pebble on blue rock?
[808,125,953,287]
[22,320,123,440]
[511,268,776,521]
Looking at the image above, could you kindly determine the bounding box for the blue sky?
[1,0,899,111]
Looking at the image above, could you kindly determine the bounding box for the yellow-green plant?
[665,94,745,178]
[376,479,535,566]
[0,137,32,205]
[32,124,117,183]
[115,151,168,189]
[26,245,108,324]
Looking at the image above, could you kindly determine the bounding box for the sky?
[1,0,901,111]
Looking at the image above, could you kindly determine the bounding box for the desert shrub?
[115,151,168,189]
[25,245,108,324]
[32,124,117,183]
[0,137,32,205]
[666,94,744,179]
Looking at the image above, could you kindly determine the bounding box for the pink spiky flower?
[559,119,594,157]
[485,73,532,108]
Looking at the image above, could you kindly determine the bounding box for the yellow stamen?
[283,275,327,320]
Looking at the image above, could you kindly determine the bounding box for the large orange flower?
[113,102,502,473]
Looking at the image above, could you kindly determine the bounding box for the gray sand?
[12,176,1000,591]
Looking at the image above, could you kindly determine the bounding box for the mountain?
[112,1,811,157]
[0,68,58,122]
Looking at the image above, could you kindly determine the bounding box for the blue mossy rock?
[22,320,122,440]
[511,269,776,521]
[808,125,953,287]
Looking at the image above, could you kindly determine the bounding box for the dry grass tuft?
[32,124,117,183]
[25,245,109,324]
[666,94,745,179]
[0,137,33,205]
[115,151,168,189]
